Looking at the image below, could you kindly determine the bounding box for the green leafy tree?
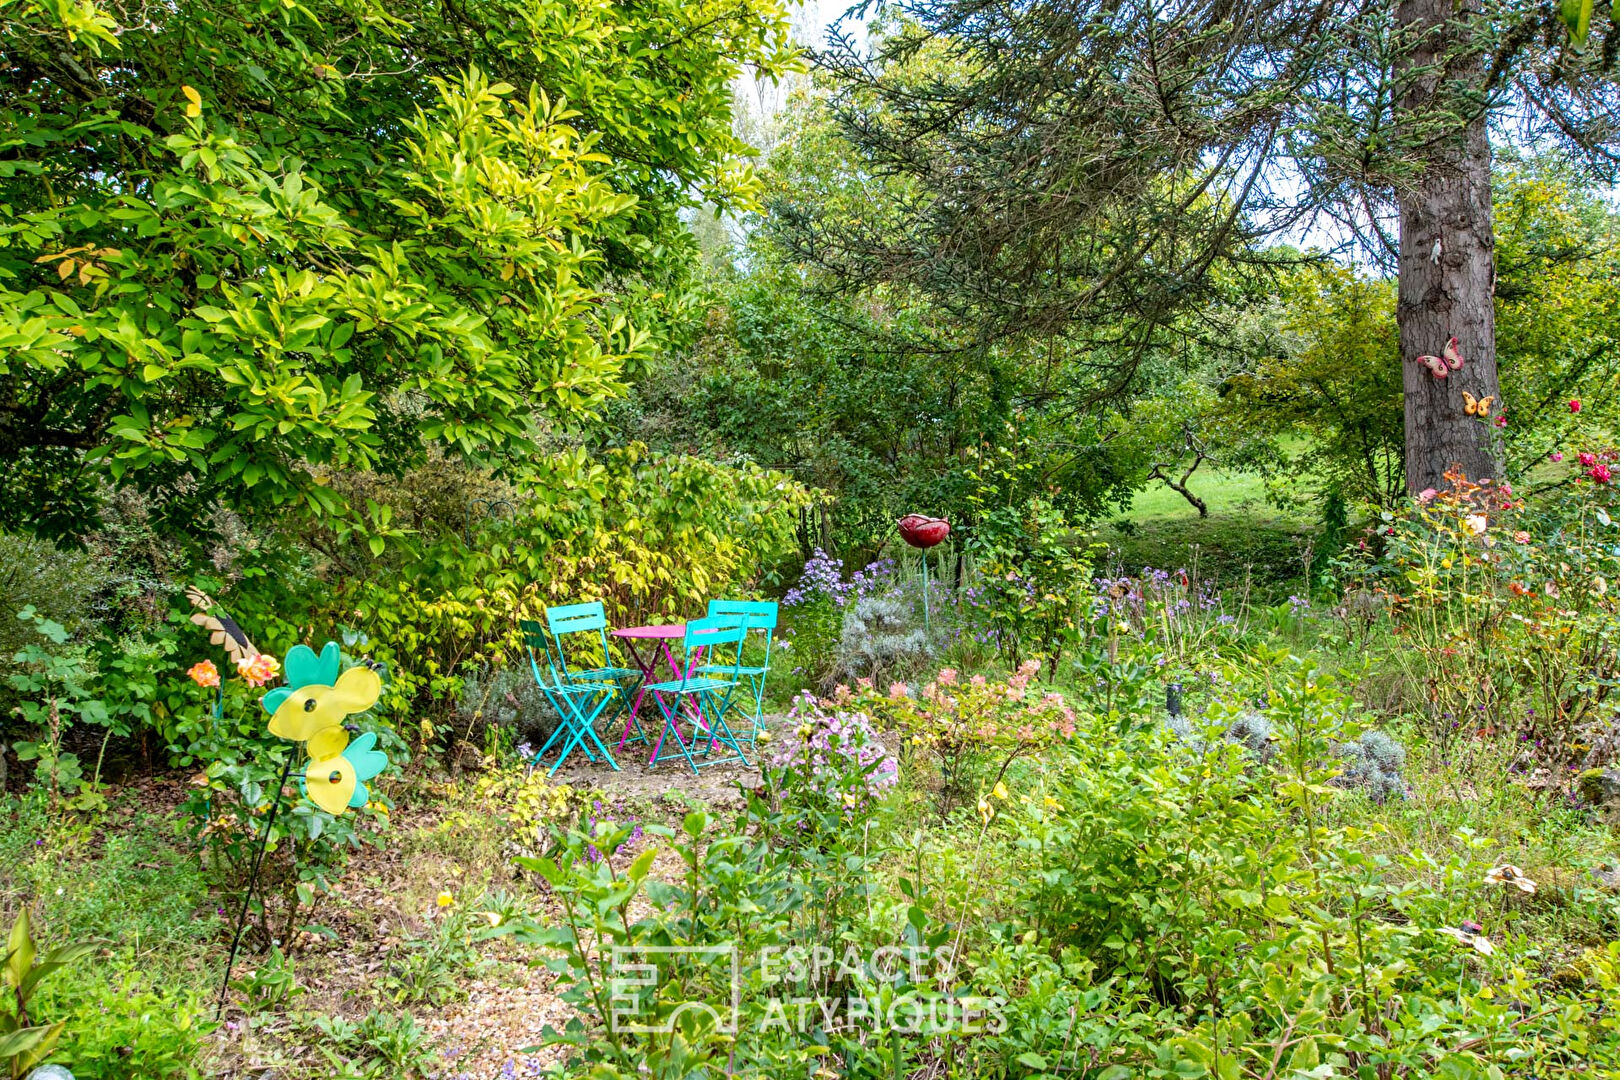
[795,0,1620,494]
[1,0,795,540]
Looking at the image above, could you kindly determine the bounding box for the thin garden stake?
[921,552,931,636]
[216,745,295,1020]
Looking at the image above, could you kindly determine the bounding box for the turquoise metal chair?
[697,599,777,742]
[646,616,751,775]
[543,602,644,743]
[519,620,622,776]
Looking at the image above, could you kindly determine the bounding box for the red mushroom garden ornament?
[896,515,950,631]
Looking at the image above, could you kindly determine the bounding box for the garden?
[5,0,1620,1077]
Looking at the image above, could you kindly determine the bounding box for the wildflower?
[479,911,503,927]
[1593,463,1614,483]
[992,781,1009,800]
[1494,414,1507,428]
[1580,452,1597,467]
[436,891,455,908]
[1043,795,1063,812]
[1570,399,1582,413]
[977,798,993,824]
[1417,488,1437,504]
[887,681,908,700]
[1464,514,1488,535]
[236,652,281,687]
[1513,531,1531,544]
[937,668,958,686]
[188,659,220,688]
[1551,452,1565,462]
[1484,865,1537,894]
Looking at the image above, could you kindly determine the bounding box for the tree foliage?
[1,0,795,539]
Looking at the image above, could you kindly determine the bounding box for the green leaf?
[1561,0,1595,45]
[7,909,35,990]
[1015,1051,1048,1069]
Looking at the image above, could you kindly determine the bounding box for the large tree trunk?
[1396,0,1504,495]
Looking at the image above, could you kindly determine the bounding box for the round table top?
[613,623,686,639]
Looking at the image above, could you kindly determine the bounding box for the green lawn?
[1102,466,1318,597]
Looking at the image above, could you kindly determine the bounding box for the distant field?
[1122,466,1276,522]
[1102,466,1317,597]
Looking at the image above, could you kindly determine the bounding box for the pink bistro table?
[611,624,706,763]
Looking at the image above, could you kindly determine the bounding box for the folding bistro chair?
[697,600,777,743]
[520,619,623,776]
[544,602,645,745]
[646,616,752,775]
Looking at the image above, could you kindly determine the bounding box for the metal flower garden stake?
[897,514,951,634]
[215,641,388,1017]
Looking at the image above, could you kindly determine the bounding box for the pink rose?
[1592,463,1612,484]
[1551,452,1564,462]
[1570,400,1582,413]
[1580,452,1597,467]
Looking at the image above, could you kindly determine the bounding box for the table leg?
[647,640,707,765]
[618,638,657,751]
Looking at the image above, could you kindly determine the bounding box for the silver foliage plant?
[1166,709,1275,764]
[836,592,931,685]
[1167,706,1406,802]
[1332,731,1408,803]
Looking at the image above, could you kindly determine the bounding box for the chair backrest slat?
[545,601,616,677]
[706,599,778,629]
[547,601,608,634]
[706,600,777,669]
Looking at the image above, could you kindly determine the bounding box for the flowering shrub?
[1090,566,1243,669]
[780,550,908,690]
[766,692,898,818]
[1361,465,1620,776]
[860,661,1077,816]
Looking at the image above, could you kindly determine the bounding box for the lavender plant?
[1332,730,1408,803]
[836,592,930,684]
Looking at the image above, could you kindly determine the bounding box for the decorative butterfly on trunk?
[1463,392,1495,418]
[185,585,259,664]
[1415,337,1465,379]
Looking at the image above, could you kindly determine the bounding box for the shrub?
[1167,706,1275,764]
[836,592,929,684]
[1357,465,1620,774]
[40,975,213,1080]
[862,662,1076,816]
[1333,729,1408,802]
[766,692,898,819]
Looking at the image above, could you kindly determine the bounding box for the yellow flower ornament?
[260,642,388,815]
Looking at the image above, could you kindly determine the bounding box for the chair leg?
[618,679,649,746]
[649,691,702,775]
[696,689,749,767]
[542,689,611,775]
